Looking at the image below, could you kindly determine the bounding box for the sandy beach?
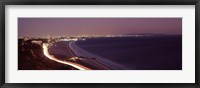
[69,41,127,70]
[48,40,112,70]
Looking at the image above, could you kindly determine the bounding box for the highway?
[43,43,91,70]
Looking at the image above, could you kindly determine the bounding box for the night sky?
[18,18,182,37]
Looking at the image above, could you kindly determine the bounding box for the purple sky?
[18,18,182,37]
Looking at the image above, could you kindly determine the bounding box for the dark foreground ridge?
[18,39,78,70]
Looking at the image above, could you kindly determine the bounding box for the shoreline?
[69,41,127,70]
[46,41,111,70]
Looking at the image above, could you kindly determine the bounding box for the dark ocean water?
[75,35,182,70]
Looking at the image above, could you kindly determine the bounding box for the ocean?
[75,35,182,70]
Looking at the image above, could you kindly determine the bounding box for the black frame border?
[0,0,200,88]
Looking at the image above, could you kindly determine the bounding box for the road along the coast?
[43,43,91,70]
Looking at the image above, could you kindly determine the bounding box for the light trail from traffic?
[42,43,91,70]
